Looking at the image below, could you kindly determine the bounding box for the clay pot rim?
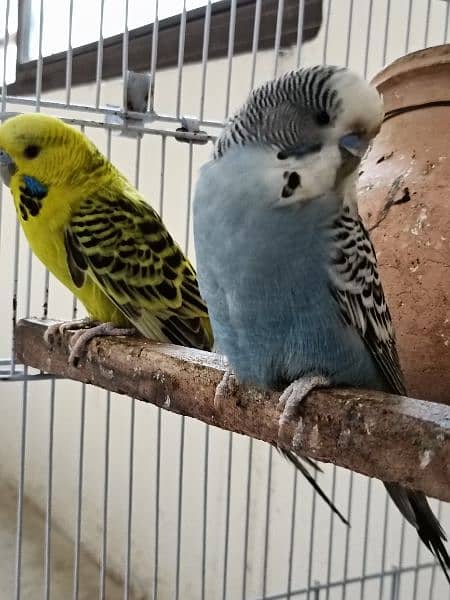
[371,43,450,89]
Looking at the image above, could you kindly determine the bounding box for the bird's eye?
[315,111,330,126]
[23,145,41,159]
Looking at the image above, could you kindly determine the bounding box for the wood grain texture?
[15,317,450,501]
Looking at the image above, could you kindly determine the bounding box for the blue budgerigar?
[193,65,449,578]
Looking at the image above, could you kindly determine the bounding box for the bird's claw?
[213,369,238,411]
[66,323,136,367]
[44,318,95,348]
[277,375,330,442]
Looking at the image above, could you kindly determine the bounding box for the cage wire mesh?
[0,0,449,599]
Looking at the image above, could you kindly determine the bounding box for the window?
[8,0,322,95]
[0,0,18,86]
[22,0,226,61]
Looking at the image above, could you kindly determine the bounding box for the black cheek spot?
[20,206,28,220]
[287,171,301,189]
[281,186,293,199]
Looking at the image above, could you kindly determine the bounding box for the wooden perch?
[15,318,450,502]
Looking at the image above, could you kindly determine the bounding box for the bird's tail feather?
[276,447,349,525]
[384,482,450,583]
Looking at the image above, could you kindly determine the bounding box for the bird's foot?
[277,374,330,442]
[44,318,98,348]
[214,369,238,411]
[68,322,137,367]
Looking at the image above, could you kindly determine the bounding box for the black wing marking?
[328,211,406,395]
[64,194,213,350]
[329,208,449,577]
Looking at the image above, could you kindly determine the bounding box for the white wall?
[0,1,449,598]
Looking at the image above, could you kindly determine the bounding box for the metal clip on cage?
[175,116,209,145]
[104,71,151,138]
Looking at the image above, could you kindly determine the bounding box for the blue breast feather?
[194,156,386,392]
[22,175,47,199]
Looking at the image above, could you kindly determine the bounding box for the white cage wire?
[0,1,449,599]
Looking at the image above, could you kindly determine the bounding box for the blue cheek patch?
[22,175,48,199]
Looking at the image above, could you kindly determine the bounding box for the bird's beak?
[338,133,369,159]
[0,148,16,187]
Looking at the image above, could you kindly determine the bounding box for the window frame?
[8,0,322,95]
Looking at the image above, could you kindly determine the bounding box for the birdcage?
[0,1,449,599]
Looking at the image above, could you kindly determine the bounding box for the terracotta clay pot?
[357,44,450,404]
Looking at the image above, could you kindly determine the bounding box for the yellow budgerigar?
[0,113,213,363]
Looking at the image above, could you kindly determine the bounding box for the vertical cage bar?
[149,0,159,114]
[444,1,450,43]
[249,0,262,91]
[35,0,45,110]
[9,218,20,375]
[72,384,86,600]
[322,0,332,64]
[363,0,374,78]
[99,129,113,600]
[325,466,338,600]
[174,416,185,600]
[242,438,254,600]
[14,376,28,600]
[411,538,421,600]
[378,494,391,600]
[341,472,354,600]
[404,0,413,53]
[65,0,74,105]
[224,0,237,119]
[152,406,162,600]
[428,502,444,599]
[1,0,10,111]
[262,446,274,598]
[158,135,166,216]
[175,0,187,120]
[122,0,129,113]
[382,0,391,67]
[395,520,406,600]
[199,1,212,122]
[123,398,135,600]
[390,570,400,600]
[286,469,298,597]
[184,143,194,253]
[306,472,318,600]
[222,432,233,600]
[272,0,285,79]
[201,424,210,600]
[295,0,305,68]
[0,0,10,244]
[344,0,354,67]
[175,140,195,600]
[44,379,56,600]
[95,0,105,108]
[153,132,166,600]
[42,269,50,318]
[424,0,432,48]
[360,478,373,599]
[99,391,111,600]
